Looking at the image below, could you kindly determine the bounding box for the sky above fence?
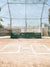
[0,0,50,27]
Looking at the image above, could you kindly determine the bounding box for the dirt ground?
[0,38,50,67]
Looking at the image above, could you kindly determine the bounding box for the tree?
[0,18,3,21]
[44,23,48,27]
[0,18,4,28]
[0,7,1,11]
[0,23,4,28]
[49,9,50,24]
[48,14,50,30]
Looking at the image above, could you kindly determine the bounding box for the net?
[0,0,50,38]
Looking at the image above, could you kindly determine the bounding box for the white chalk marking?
[0,51,50,55]
[32,45,42,46]
[0,44,21,54]
[31,44,43,46]
[0,52,18,54]
[23,47,30,49]
[16,45,21,53]
[36,53,50,55]
[43,45,50,51]
[30,45,37,54]
[0,45,9,51]
[0,43,50,55]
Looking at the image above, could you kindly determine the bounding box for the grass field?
[0,38,50,67]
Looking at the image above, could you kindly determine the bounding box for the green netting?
[11,33,41,38]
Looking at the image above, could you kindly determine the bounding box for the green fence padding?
[11,32,41,38]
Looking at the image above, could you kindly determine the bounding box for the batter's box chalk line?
[0,52,50,55]
[31,44,50,50]
[0,44,50,55]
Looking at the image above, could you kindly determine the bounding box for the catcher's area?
[0,38,50,67]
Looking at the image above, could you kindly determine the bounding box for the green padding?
[11,32,41,38]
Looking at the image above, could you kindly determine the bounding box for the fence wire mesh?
[0,0,50,37]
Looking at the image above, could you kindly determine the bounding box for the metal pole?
[7,0,12,35]
[48,9,50,36]
[40,0,45,37]
[49,9,50,24]
[25,0,27,32]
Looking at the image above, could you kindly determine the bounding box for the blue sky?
[0,0,50,27]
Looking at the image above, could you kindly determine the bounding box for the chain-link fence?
[0,0,50,38]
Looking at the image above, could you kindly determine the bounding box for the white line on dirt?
[0,52,19,54]
[43,45,50,51]
[0,44,50,55]
[30,45,37,54]
[0,45,9,51]
[0,52,50,55]
[16,45,21,53]
[32,44,42,46]
[33,41,37,43]
[36,53,50,55]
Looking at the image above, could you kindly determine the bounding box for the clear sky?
[0,0,50,27]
